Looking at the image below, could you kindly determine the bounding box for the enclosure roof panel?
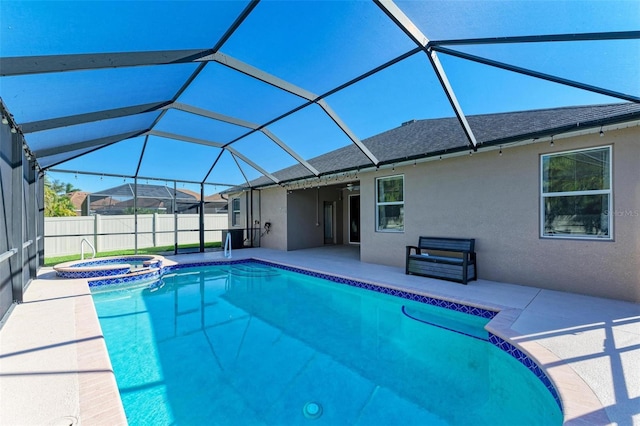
[0,0,638,188]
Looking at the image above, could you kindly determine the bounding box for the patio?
[1,246,638,425]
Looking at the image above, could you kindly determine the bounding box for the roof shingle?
[238,102,640,189]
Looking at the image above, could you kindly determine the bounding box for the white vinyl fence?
[45,213,228,257]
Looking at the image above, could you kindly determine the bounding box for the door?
[323,202,335,244]
[349,194,360,244]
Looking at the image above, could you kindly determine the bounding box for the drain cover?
[303,401,323,420]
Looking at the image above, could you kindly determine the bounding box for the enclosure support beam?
[21,102,170,133]
[173,181,178,255]
[205,52,380,166]
[430,30,640,47]
[146,130,224,148]
[0,49,213,76]
[37,172,45,268]
[261,129,320,176]
[226,147,280,184]
[199,183,205,253]
[10,130,24,303]
[170,102,259,129]
[35,130,145,158]
[317,100,381,164]
[170,102,321,176]
[432,46,640,104]
[207,52,318,101]
[134,177,138,255]
[374,0,478,148]
[27,158,37,280]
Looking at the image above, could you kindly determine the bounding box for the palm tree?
[43,176,79,217]
[64,182,80,194]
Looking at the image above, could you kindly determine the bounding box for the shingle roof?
[90,183,198,200]
[239,102,640,189]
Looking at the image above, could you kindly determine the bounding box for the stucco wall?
[258,187,288,250]
[360,127,640,302]
[287,187,344,250]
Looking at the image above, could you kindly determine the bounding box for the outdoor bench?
[405,237,477,284]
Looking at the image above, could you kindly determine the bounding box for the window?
[541,146,611,239]
[376,175,404,232]
[231,197,241,227]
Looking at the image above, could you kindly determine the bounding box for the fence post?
[153,213,158,247]
[94,214,100,253]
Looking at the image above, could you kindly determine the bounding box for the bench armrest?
[406,245,421,256]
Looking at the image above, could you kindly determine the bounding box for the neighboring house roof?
[237,102,640,190]
[107,198,169,209]
[89,183,198,200]
[85,184,228,214]
[90,197,115,207]
[67,191,88,212]
[176,189,227,206]
[204,193,228,203]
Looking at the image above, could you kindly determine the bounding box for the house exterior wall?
[360,127,640,302]
[287,189,322,250]
[231,185,348,252]
[256,187,288,250]
[286,187,344,250]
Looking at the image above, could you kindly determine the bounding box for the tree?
[44,177,78,217]
[64,182,80,194]
[122,206,157,215]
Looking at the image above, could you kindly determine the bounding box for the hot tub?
[54,255,163,279]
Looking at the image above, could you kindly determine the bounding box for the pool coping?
[1,251,613,425]
[0,274,129,425]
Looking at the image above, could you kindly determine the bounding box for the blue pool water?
[92,262,562,425]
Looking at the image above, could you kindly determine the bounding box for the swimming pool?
[92,261,562,425]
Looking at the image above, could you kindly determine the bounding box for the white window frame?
[231,197,241,227]
[540,145,612,240]
[375,174,404,233]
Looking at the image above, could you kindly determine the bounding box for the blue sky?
[1,0,638,194]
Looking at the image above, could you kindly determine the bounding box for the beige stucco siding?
[361,127,640,302]
[257,187,288,250]
[286,187,344,250]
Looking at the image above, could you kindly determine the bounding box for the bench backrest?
[418,237,475,253]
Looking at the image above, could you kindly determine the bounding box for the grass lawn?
[44,242,222,267]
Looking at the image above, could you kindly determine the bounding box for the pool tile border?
[58,267,131,279]
[55,255,163,280]
[250,259,499,319]
[91,257,563,412]
[88,269,161,287]
[488,333,561,408]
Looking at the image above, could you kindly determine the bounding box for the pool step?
[228,264,281,277]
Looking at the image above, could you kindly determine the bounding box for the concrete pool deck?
[0,246,638,425]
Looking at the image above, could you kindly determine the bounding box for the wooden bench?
[406,237,477,284]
